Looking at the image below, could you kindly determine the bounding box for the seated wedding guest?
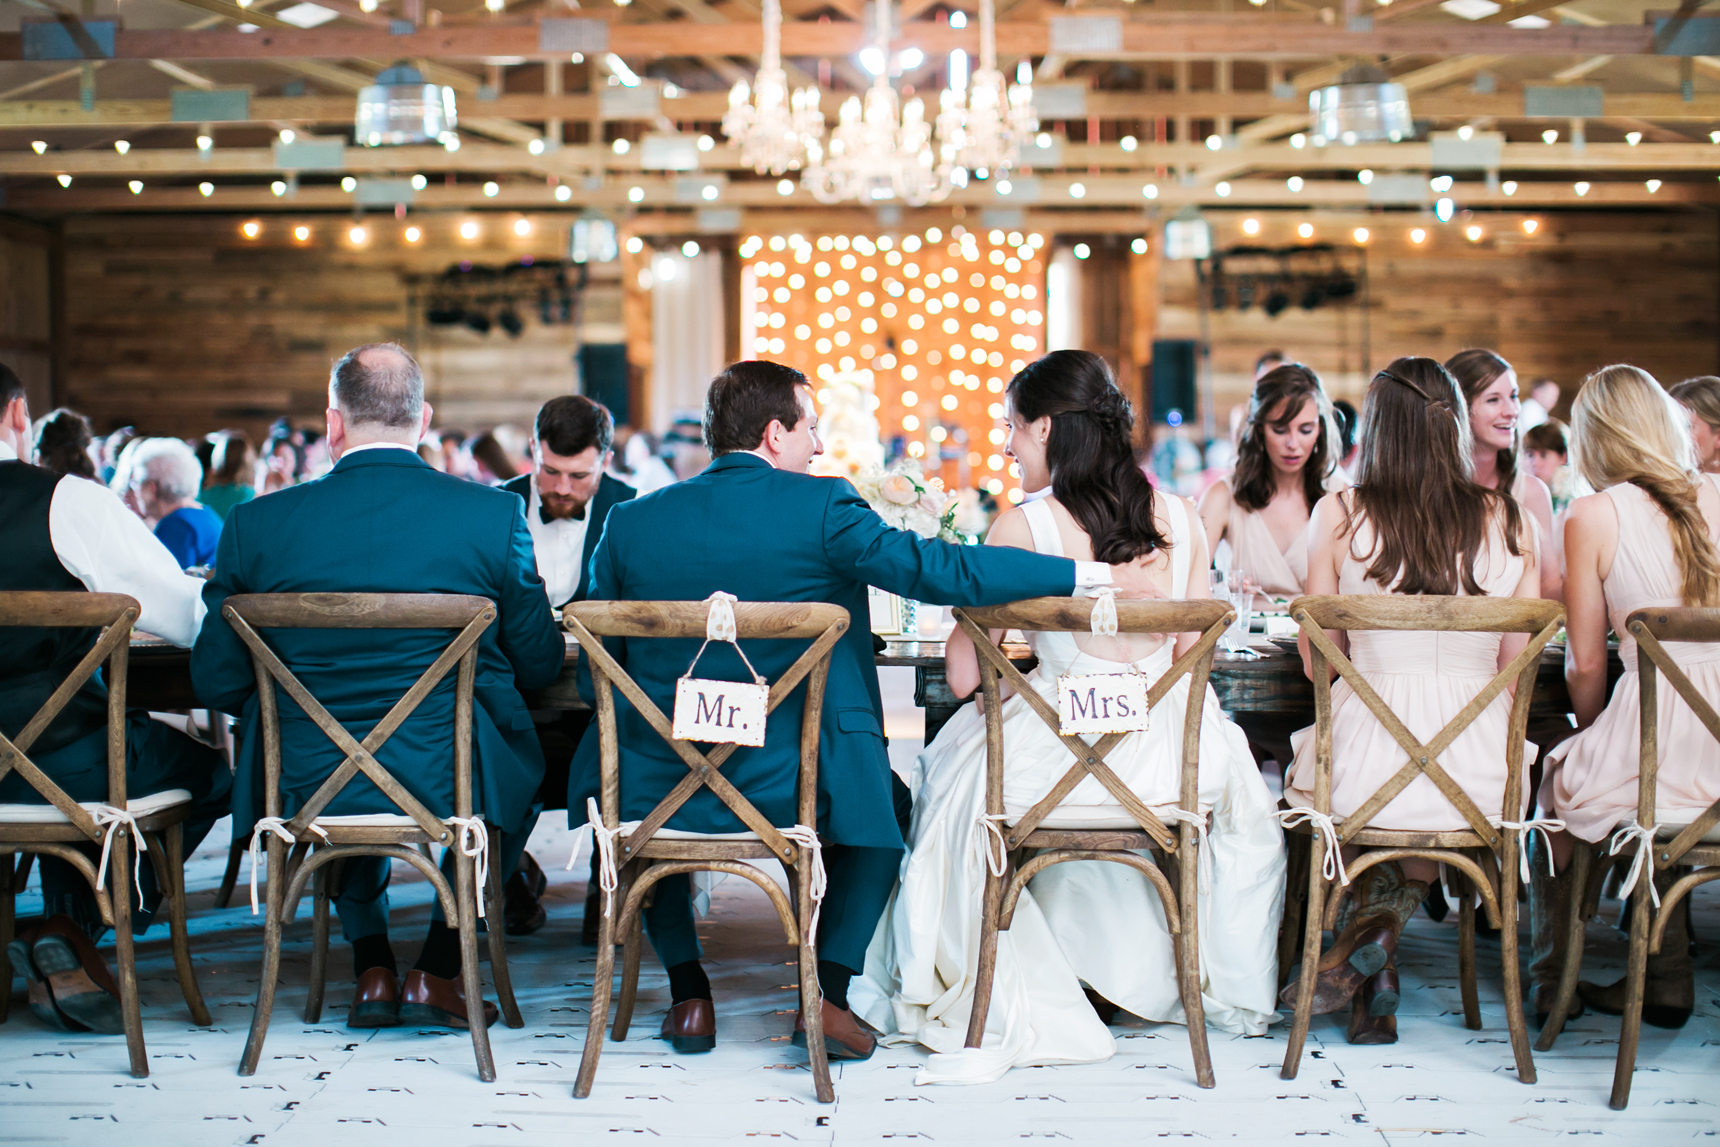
[571,359,1165,1063]
[0,362,229,1034]
[1534,365,1720,1030]
[437,429,471,479]
[1524,419,1573,514]
[127,438,223,570]
[499,394,635,937]
[1198,363,1342,601]
[259,435,300,496]
[1669,375,1720,474]
[1332,398,1360,479]
[609,426,677,495]
[193,343,564,1032]
[1446,349,1559,599]
[200,430,256,521]
[468,430,518,485]
[98,427,135,485]
[1284,356,1540,1045]
[862,350,1286,1085]
[1520,377,1560,432]
[34,408,99,481]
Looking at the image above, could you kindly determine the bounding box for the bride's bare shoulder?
[986,503,1035,549]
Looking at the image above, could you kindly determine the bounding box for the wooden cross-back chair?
[1533,606,1720,1109]
[563,600,849,1105]
[223,593,521,1083]
[953,596,1234,1091]
[0,592,210,1077]
[1279,595,1563,1086]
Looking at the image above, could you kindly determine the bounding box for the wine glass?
[1223,569,1260,659]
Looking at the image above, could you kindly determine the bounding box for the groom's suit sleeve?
[822,480,1077,605]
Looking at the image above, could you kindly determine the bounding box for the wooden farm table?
[129,632,1612,747]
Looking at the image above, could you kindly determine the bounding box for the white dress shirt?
[523,473,590,607]
[0,441,207,647]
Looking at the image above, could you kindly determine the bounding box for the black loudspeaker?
[1149,339,1198,424]
[576,343,630,426]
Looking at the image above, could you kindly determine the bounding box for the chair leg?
[1175,839,1215,1090]
[964,860,1006,1050]
[0,853,14,1025]
[1280,850,1328,1080]
[485,826,523,1029]
[1609,874,1653,1110]
[574,884,622,1098]
[1495,850,1536,1084]
[239,839,286,1077]
[162,825,211,1026]
[304,862,330,1024]
[454,850,497,1083]
[1277,832,1311,990]
[612,891,645,1042]
[110,831,148,1079]
[1456,870,1482,1031]
[213,841,245,910]
[1536,845,1592,1052]
[794,857,834,1104]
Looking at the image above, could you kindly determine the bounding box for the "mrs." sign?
[672,677,769,747]
[1056,671,1151,736]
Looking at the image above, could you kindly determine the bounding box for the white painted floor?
[3,671,1716,1145]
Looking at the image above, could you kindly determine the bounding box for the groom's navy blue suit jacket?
[569,452,1082,849]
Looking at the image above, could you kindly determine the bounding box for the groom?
[570,360,1162,1060]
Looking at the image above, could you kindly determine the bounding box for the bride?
[853,350,1287,1085]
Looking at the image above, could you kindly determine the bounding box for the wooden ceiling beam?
[6,173,1707,211]
[0,19,1657,64]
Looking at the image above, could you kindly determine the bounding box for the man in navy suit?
[571,360,1163,1060]
[499,395,635,935]
[193,344,565,1031]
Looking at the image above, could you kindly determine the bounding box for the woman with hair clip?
[1198,363,1343,600]
[1531,366,1720,1032]
[1447,348,1561,598]
[1283,356,1541,1046]
[858,350,1287,1085]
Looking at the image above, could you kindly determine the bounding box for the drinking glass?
[1223,570,1260,659]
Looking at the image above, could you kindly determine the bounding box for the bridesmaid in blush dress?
[1282,356,1542,1045]
[1532,365,1720,1030]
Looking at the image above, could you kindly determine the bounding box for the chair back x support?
[1280,594,1563,1087]
[953,596,1233,1091]
[0,592,210,1077]
[1536,606,1720,1108]
[223,593,520,1082]
[563,600,848,1104]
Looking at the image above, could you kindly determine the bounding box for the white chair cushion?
[1007,805,1196,831]
[0,789,192,825]
[1652,811,1720,844]
[644,827,763,841]
[312,813,425,828]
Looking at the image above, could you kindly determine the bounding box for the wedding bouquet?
[853,459,970,544]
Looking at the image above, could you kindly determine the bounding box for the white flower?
[880,472,920,505]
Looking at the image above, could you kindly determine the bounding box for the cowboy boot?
[1527,832,1583,1026]
[1578,866,1695,1029]
[1282,861,1427,1015]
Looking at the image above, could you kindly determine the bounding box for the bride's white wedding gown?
[853,494,1287,1086]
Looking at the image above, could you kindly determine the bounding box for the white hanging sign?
[672,677,768,746]
[670,591,770,747]
[1056,672,1151,736]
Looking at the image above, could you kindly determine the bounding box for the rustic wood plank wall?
[0,217,54,413]
[52,213,623,440]
[1158,209,1720,422]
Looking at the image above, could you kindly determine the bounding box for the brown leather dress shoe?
[31,914,124,1034]
[347,967,401,1029]
[1280,916,1398,1016]
[792,1000,876,1062]
[660,999,716,1053]
[397,970,498,1030]
[7,924,78,1032]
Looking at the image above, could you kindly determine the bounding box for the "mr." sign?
[1056,671,1151,736]
[672,676,769,747]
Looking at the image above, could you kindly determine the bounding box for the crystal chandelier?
[935,0,1036,178]
[802,1,952,204]
[721,0,823,176]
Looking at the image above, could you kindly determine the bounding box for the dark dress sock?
[352,933,397,979]
[413,921,462,981]
[667,959,711,1004]
[818,960,856,1012]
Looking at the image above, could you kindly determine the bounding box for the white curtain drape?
[650,250,726,434]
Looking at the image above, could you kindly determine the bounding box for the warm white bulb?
[1626,131,1642,147]
[612,138,631,154]
[528,139,545,155]
[56,174,72,188]
[128,179,143,194]
[1298,222,1314,239]
[682,240,700,257]
[555,184,572,201]
[628,186,644,203]
[1465,225,1483,241]
[1357,168,1374,185]
[1241,218,1261,235]
[1574,180,1590,196]
[1215,182,1231,197]
[114,140,130,154]
[294,225,310,241]
[349,226,368,244]
[197,134,213,151]
[1287,176,1303,192]
[242,221,261,239]
[460,221,480,239]
[1353,227,1369,244]
[777,179,793,196]
[31,141,47,154]
[341,176,357,192]
[271,180,286,196]
[1205,134,1222,151]
[199,182,214,197]
[1120,135,1137,151]
[1646,178,1662,193]
[1542,128,1559,144]
[411,174,427,190]
[514,218,531,236]
[484,181,499,197]
[279,129,295,144]
[1068,182,1085,199]
[405,226,422,242]
[1410,228,1427,244]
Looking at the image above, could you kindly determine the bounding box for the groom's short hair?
[703,360,807,454]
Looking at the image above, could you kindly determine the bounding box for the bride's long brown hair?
[1346,356,1525,595]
